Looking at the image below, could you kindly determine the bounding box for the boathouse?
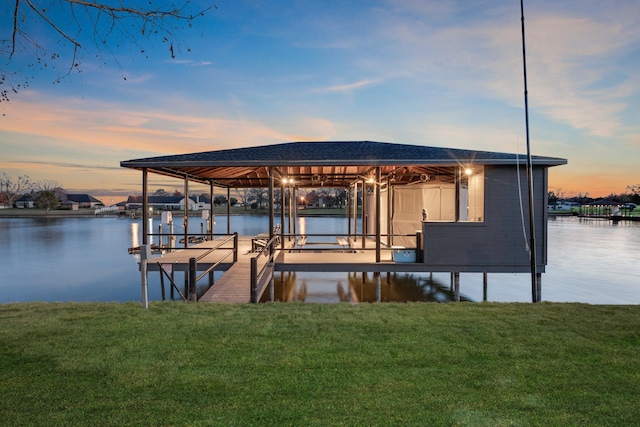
[120,141,566,304]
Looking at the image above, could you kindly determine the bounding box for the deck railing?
[153,233,238,302]
[250,234,280,303]
[94,206,120,215]
[280,232,421,252]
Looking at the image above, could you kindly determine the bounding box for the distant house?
[15,194,35,208]
[59,200,80,211]
[548,200,578,211]
[65,194,103,209]
[126,195,199,211]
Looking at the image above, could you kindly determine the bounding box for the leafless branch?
[10,0,20,58]
[25,0,83,49]
[2,1,213,103]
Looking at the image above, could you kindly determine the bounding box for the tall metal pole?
[521,0,538,302]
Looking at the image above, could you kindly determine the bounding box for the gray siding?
[422,166,548,273]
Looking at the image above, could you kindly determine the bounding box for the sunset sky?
[1,0,639,203]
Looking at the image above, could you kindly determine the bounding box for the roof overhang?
[120,141,567,188]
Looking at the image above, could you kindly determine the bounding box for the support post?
[183,176,189,249]
[250,257,258,303]
[353,182,358,240]
[347,185,351,237]
[415,231,422,263]
[353,181,358,241]
[453,272,460,302]
[361,179,366,248]
[535,272,542,302]
[268,168,274,254]
[280,181,285,249]
[188,257,197,302]
[140,244,151,309]
[483,272,488,302]
[160,267,166,301]
[209,181,215,236]
[142,168,149,245]
[226,187,231,235]
[375,273,381,302]
[233,232,238,262]
[170,270,175,300]
[375,167,381,263]
[269,276,275,302]
[292,187,297,238]
[387,178,392,246]
[455,167,461,222]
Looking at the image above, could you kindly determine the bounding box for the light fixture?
[465,168,473,176]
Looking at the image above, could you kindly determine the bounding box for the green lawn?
[1,302,638,426]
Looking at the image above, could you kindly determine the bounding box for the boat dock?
[141,234,423,304]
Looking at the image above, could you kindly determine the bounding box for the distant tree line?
[548,184,640,207]
[4,171,637,211]
[151,187,351,211]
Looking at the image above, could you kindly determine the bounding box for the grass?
[1,302,639,426]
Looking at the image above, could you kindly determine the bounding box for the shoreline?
[0,207,351,219]
[0,208,582,219]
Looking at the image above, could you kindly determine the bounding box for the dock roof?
[120,141,567,188]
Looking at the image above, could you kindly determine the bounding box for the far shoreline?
[0,207,352,219]
[0,207,578,219]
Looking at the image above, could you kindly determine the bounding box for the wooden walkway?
[198,249,272,303]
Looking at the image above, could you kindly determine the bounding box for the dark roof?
[66,194,102,203]
[121,140,567,188]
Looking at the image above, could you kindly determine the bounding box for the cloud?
[0,91,295,157]
[0,91,302,191]
[313,79,380,94]
[166,59,213,67]
[311,1,640,139]
[1,160,121,171]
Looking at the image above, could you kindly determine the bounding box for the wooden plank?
[199,255,252,303]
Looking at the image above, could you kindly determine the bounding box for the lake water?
[1,215,638,304]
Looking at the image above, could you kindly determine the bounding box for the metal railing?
[281,232,421,250]
[154,233,238,301]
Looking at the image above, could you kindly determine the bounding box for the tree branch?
[10,0,20,58]
[66,0,210,20]
[25,0,82,48]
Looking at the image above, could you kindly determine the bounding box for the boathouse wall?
[421,166,548,273]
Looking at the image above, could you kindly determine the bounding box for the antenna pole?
[520,0,538,302]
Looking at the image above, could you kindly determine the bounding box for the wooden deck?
[145,237,241,272]
[143,236,426,303]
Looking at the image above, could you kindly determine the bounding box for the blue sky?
[1,0,639,201]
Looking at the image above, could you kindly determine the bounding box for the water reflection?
[264,271,466,303]
[1,215,639,304]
